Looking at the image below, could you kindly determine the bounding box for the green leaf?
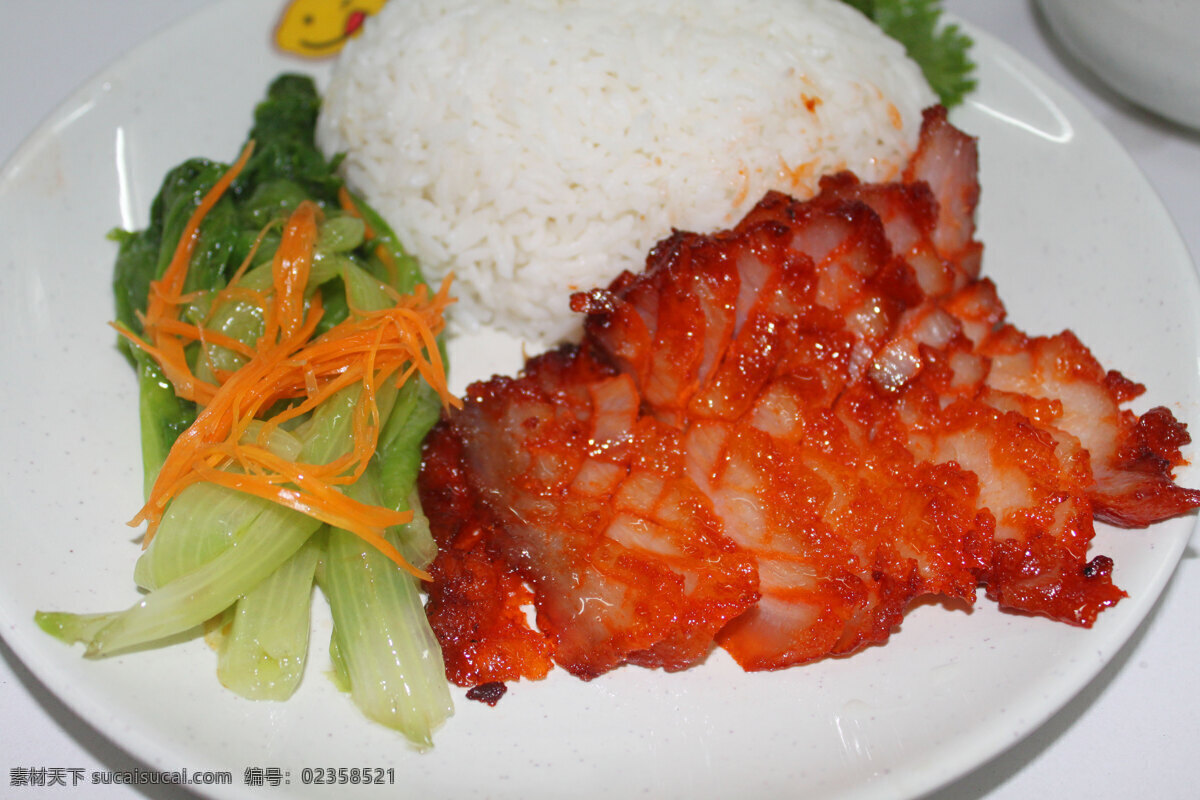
[842,0,976,108]
[237,74,343,203]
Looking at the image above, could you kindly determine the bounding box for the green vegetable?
[37,74,453,746]
[321,473,452,749]
[126,344,196,499]
[842,0,976,108]
[216,534,323,701]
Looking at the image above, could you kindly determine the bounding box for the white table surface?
[2,2,1197,798]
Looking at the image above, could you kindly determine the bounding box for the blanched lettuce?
[37,75,453,746]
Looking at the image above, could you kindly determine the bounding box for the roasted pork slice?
[420,347,758,683]
[977,325,1200,527]
[575,190,918,427]
[936,279,1200,524]
[684,383,990,670]
[420,422,557,687]
[894,341,1127,626]
[420,106,1200,684]
[901,106,983,273]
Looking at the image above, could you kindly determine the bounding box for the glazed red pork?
[418,107,1200,686]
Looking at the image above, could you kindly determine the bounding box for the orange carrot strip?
[337,187,374,237]
[339,186,404,288]
[149,317,257,359]
[143,141,256,334]
[113,324,222,406]
[191,462,427,580]
[273,201,317,340]
[224,219,278,289]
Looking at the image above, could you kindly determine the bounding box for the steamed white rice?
[317,0,936,344]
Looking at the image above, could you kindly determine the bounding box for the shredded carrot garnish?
[122,153,458,580]
[133,141,258,405]
[339,186,401,289]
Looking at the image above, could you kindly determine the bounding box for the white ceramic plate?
[1,3,1197,799]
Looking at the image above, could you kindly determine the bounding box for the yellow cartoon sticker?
[275,0,387,58]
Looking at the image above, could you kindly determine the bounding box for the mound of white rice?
[317,0,935,344]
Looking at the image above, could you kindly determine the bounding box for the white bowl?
[1036,0,1200,129]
